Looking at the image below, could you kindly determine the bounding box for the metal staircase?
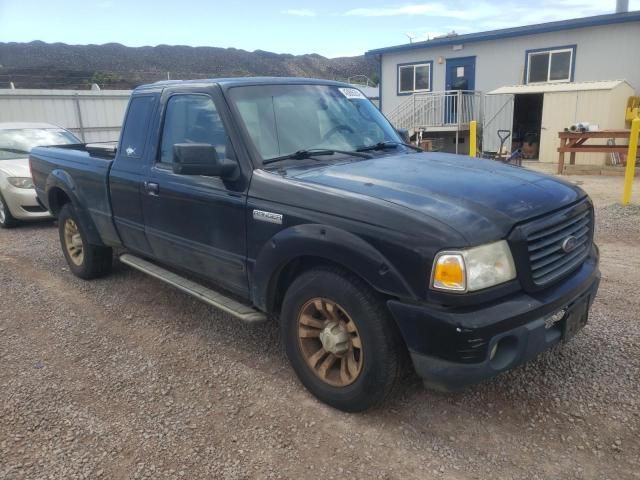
[387,90,481,135]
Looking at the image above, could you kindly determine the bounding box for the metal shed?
[486,80,634,164]
[0,88,131,143]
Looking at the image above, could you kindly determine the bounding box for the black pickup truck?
[30,78,600,412]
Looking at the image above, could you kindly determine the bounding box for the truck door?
[141,89,249,297]
[110,93,158,254]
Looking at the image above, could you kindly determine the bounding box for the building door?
[445,56,476,124]
[540,92,578,163]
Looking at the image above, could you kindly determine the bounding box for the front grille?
[526,207,593,287]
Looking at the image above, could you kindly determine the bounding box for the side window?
[159,94,233,164]
[398,62,432,94]
[526,47,574,84]
[120,95,155,159]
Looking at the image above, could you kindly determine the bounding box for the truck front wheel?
[281,267,404,412]
[58,203,112,279]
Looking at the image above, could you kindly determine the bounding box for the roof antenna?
[405,33,415,44]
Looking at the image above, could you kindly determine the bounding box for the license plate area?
[562,295,590,341]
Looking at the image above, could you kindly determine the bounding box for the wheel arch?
[45,170,104,246]
[251,224,416,314]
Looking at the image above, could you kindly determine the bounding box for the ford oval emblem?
[561,235,578,253]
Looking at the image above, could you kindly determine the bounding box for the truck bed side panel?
[31,146,121,246]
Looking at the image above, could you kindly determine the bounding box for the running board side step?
[119,254,267,324]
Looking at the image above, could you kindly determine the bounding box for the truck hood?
[289,152,585,244]
[0,158,31,178]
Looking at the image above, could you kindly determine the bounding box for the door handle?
[144,181,159,196]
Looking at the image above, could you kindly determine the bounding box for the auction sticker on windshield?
[338,88,366,100]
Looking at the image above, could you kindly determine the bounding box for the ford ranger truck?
[30,78,600,412]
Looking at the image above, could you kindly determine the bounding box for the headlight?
[7,177,35,189]
[431,240,516,293]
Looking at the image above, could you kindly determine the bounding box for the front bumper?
[388,247,600,392]
[2,185,51,221]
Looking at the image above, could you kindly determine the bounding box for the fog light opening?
[489,343,498,361]
[489,335,518,370]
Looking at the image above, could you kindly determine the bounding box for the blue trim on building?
[365,11,640,56]
[523,44,577,83]
[396,60,434,96]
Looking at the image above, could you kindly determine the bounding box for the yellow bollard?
[469,120,477,157]
[622,117,640,205]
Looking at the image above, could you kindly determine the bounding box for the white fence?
[0,88,131,143]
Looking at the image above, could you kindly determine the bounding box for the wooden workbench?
[557,130,629,174]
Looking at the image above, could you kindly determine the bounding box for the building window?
[398,62,432,94]
[526,46,575,84]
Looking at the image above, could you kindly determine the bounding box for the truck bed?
[30,143,116,242]
[55,142,118,159]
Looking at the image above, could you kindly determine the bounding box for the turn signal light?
[432,254,466,291]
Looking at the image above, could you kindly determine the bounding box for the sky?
[0,0,638,58]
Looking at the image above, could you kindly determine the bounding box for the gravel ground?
[1,181,639,479]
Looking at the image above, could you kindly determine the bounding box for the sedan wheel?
[0,192,17,228]
[0,195,6,224]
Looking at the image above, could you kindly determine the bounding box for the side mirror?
[396,128,411,144]
[172,143,238,179]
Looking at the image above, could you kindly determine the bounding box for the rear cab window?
[119,95,156,159]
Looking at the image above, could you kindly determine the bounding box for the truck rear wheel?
[281,267,404,412]
[58,203,112,279]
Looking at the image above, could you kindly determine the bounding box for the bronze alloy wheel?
[63,218,84,266]
[297,297,363,387]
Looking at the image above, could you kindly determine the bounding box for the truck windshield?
[227,84,402,163]
[0,128,79,160]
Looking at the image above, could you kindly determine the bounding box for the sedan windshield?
[227,84,403,163]
[0,128,79,160]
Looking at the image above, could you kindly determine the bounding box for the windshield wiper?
[356,141,423,153]
[263,148,372,165]
[0,148,30,155]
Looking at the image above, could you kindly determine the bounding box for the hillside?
[0,41,378,90]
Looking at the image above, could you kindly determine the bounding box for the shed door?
[482,94,514,154]
[540,92,577,163]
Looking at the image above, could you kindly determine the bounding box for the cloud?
[343,3,490,20]
[343,0,640,23]
[345,0,640,44]
[281,9,317,17]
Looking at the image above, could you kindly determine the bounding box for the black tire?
[281,267,405,412]
[58,203,112,279]
[0,191,18,228]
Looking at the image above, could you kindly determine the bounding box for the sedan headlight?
[431,240,516,293]
[7,177,35,189]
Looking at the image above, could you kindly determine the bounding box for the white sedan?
[0,122,80,228]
